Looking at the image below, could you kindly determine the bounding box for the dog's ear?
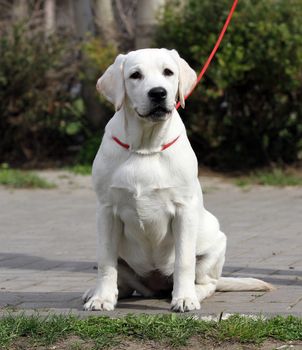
[96,54,126,111]
[170,50,197,109]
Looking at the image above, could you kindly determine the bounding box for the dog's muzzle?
[137,87,171,120]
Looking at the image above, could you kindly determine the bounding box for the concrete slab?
[0,170,301,317]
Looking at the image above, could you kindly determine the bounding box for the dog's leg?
[195,233,226,301]
[118,260,154,298]
[83,258,155,306]
[83,204,121,311]
[171,206,200,312]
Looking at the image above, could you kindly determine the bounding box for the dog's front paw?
[82,288,117,311]
[171,296,200,312]
[84,296,116,311]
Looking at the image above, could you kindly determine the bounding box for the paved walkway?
[0,171,301,318]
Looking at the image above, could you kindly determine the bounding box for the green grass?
[235,168,302,188]
[0,314,301,349]
[68,164,92,175]
[0,168,55,189]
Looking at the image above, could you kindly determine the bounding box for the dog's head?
[96,48,196,122]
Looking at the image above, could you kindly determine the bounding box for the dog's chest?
[112,186,175,229]
[111,183,177,275]
[111,160,175,225]
[109,155,187,240]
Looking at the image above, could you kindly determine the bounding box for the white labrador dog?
[83,48,273,312]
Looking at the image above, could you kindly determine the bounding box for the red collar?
[112,135,180,152]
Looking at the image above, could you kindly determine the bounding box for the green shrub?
[0,163,55,189]
[0,22,83,164]
[75,38,116,166]
[0,19,116,166]
[77,134,102,165]
[82,37,117,81]
[155,0,302,169]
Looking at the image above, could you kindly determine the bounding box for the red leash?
[176,0,238,110]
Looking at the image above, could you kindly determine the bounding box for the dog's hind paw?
[171,297,200,313]
[82,288,94,304]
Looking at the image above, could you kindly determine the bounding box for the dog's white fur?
[83,48,273,312]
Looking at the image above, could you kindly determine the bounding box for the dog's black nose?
[148,87,167,102]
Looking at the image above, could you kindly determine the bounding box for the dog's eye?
[130,71,142,80]
[163,68,174,77]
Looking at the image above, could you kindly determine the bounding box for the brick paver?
[0,171,301,317]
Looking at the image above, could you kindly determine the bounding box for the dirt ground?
[8,336,302,350]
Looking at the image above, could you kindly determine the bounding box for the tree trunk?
[94,0,117,45]
[73,0,107,129]
[56,0,76,34]
[12,0,28,21]
[73,0,95,39]
[44,0,56,35]
[135,0,166,49]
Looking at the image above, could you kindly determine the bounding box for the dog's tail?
[216,277,275,292]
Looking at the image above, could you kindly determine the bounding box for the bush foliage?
[155,0,302,168]
[0,21,115,166]
[78,38,116,165]
[0,23,83,164]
